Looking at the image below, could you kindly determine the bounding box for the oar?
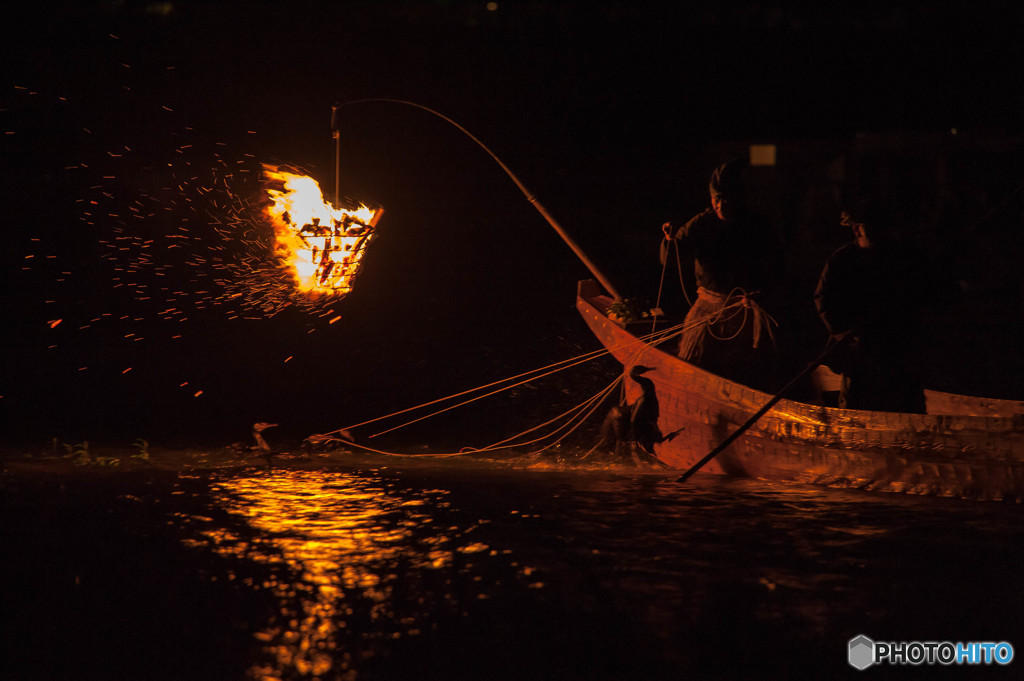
[676,334,848,482]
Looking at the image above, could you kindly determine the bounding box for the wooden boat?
[576,280,1024,500]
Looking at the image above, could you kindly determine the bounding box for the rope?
[465,373,625,455]
[699,287,778,347]
[673,239,695,307]
[308,319,689,458]
[458,321,683,456]
[525,377,625,454]
[363,322,685,439]
[664,232,771,345]
[652,246,670,337]
[315,345,614,439]
[317,371,626,460]
[317,378,619,460]
[700,299,744,340]
[651,235,699,355]
[578,377,630,460]
[365,346,622,439]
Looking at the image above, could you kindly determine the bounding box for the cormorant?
[588,365,681,464]
[628,365,663,454]
[252,422,278,452]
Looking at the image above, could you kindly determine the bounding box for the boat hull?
[576,281,1024,500]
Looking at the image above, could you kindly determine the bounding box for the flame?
[261,164,382,295]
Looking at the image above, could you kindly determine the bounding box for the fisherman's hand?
[661,222,676,240]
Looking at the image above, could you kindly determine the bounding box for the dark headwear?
[709,158,749,199]
[841,198,896,241]
[840,199,886,227]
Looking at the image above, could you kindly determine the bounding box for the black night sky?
[4,1,1024,450]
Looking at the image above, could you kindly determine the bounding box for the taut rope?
[310,319,691,456]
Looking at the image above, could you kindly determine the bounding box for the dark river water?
[3,451,1023,681]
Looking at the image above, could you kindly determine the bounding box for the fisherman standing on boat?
[814,199,932,413]
[660,158,783,390]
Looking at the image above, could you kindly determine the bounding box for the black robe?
[814,240,933,413]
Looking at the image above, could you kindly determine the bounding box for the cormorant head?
[629,365,655,377]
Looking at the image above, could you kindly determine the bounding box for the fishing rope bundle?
[658,233,777,351]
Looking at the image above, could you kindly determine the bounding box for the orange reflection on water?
[192,470,459,680]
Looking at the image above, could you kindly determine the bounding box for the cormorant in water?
[252,422,278,452]
[628,365,682,459]
[590,365,681,464]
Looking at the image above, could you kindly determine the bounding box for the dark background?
[4,0,1024,451]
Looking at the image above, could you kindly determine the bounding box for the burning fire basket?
[261,164,384,296]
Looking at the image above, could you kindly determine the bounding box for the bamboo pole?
[337,99,622,300]
[330,103,341,207]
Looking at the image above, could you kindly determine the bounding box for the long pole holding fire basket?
[337,99,622,301]
[331,103,341,207]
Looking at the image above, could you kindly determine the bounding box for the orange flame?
[261,164,382,295]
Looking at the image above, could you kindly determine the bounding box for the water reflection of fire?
[261,164,383,295]
[192,471,461,680]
